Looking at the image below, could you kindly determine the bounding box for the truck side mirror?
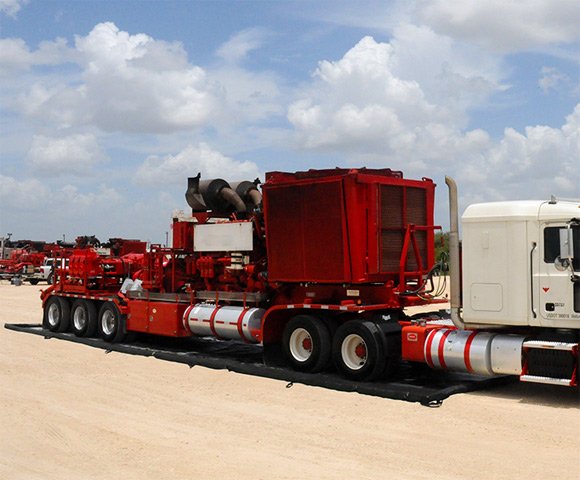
[559,226,574,260]
[555,225,576,273]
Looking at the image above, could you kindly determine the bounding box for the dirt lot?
[1,282,578,480]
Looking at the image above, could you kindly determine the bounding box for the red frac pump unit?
[40,167,580,386]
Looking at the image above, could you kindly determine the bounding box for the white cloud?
[26,134,109,176]
[0,174,49,209]
[538,67,570,93]
[287,35,490,169]
[388,24,507,112]
[416,0,580,53]
[17,22,225,133]
[212,65,283,124]
[52,183,122,208]
[216,28,266,64]
[12,22,285,135]
[0,175,130,239]
[0,0,27,17]
[210,28,284,125]
[0,37,76,74]
[478,105,580,199]
[288,35,579,208]
[134,142,261,188]
[0,38,33,72]
[307,1,579,54]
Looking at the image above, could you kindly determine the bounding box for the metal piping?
[248,189,262,208]
[445,176,465,329]
[220,187,247,213]
[230,181,263,211]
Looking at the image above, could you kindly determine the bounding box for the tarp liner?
[5,323,514,406]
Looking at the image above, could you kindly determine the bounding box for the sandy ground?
[1,283,578,480]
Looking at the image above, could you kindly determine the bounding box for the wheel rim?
[47,303,60,327]
[289,327,313,362]
[341,334,367,370]
[101,310,116,336]
[73,307,86,331]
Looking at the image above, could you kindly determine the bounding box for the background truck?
[33,257,70,285]
[39,168,579,387]
[0,238,73,284]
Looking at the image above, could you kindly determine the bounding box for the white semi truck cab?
[462,200,580,329]
[445,176,579,386]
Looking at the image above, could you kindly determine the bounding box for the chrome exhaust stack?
[445,176,465,329]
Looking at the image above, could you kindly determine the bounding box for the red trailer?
[40,168,580,386]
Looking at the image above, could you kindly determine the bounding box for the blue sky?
[1,0,579,244]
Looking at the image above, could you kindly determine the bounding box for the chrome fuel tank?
[184,304,265,343]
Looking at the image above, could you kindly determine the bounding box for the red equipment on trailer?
[40,167,580,387]
[0,241,68,284]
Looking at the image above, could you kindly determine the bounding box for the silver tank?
[183,304,265,343]
[424,329,526,376]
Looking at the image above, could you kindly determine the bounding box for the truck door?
[538,222,580,326]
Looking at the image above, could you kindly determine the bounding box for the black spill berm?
[5,323,514,406]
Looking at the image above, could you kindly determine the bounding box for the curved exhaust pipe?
[185,175,247,213]
[445,176,465,329]
[230,180,263,211]
[220,187,247,213]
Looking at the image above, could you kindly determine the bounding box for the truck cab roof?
[463,199,580,223]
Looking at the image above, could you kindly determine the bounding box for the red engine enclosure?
[263,168,436,286]
[261,168,438,310]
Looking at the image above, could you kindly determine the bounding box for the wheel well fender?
[261,307,295,344]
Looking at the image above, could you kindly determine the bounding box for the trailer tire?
[71,299,98,337]
[332,320,387,381]
[43,296,71,333]
[98,302,126,343]
[282,315,333,373]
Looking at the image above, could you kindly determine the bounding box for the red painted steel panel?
[126,299,190,337]
[126,299,149,332]
[401,324,430,363]
[263,184,305,281]
[264,179,347,282]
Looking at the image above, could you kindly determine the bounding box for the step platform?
[521,340,578,387]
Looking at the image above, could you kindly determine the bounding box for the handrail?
[530,242,537,319]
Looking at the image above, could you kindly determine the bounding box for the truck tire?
[28,278,40,285]
[43,296,71,333]
[332,320,387,381]
[47,273,54,284]
[98,302,126,343]
[71,299,98,337]
[282,315,333,373]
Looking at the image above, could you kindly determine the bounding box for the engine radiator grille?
[380,185,428,273]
